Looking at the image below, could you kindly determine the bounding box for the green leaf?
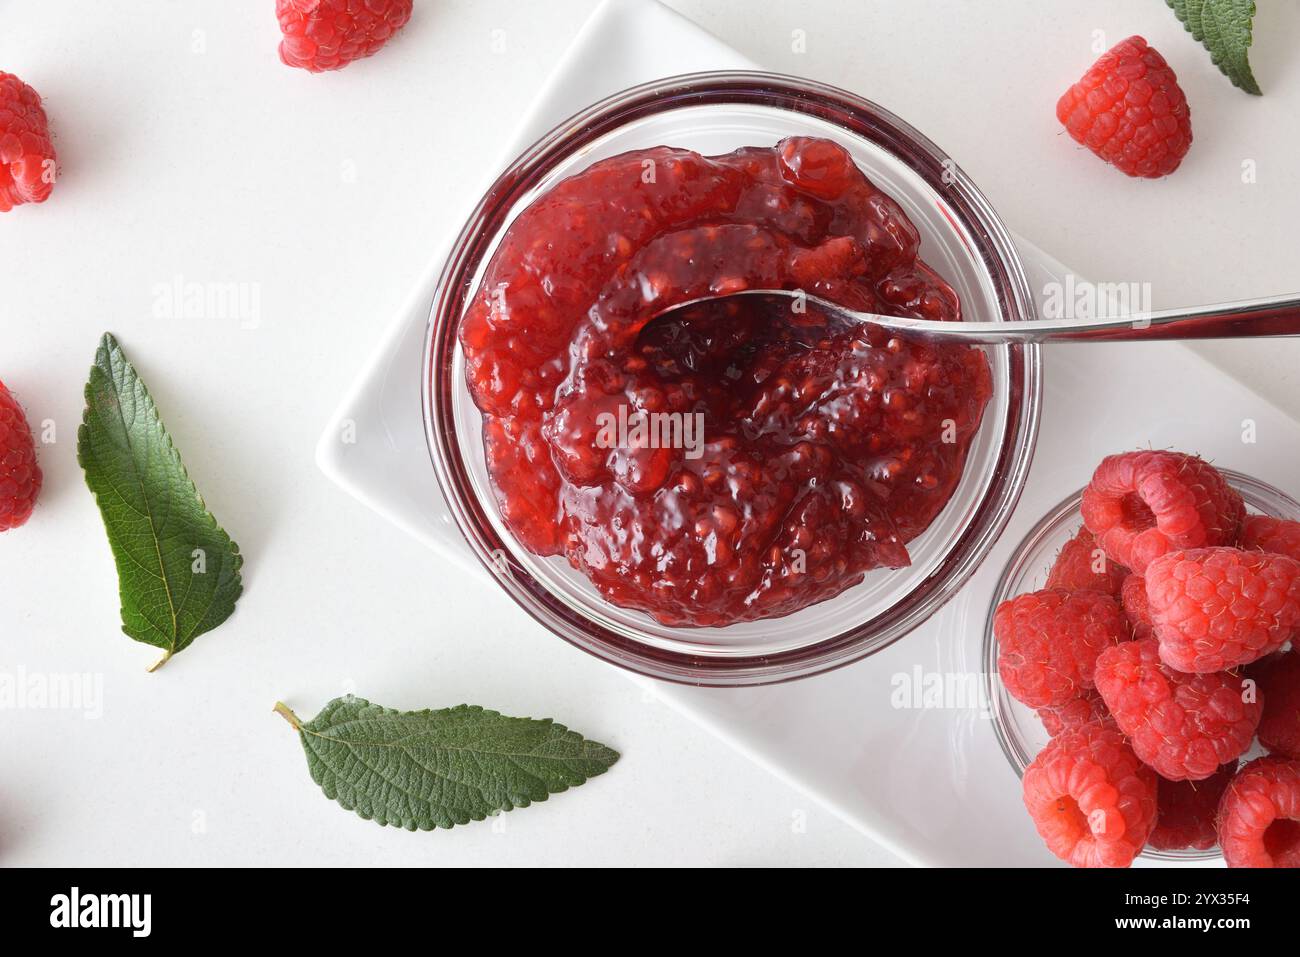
[77,333,243,670]
[1167,0,1262,94]
[275,696,620,830]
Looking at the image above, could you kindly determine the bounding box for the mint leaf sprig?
[77,333,243,670]
[275,696,620,830]
[1167,0,1262,94]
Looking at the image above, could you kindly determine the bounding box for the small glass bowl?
[983,469,1300,863]
[424,71,1042,685]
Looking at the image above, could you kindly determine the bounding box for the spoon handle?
[873,292,1300,345]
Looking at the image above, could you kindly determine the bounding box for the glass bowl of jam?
[982,469,1300,861]
[424,71,1042,685]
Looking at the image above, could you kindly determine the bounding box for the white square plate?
[317,0,1300,866]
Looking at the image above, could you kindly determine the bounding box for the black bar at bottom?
[0,866,1285,940]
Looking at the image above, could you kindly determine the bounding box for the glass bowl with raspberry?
[424,72,1042,685]
[983,469,1300,862]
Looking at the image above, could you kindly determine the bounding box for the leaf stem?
[147,649,172,673]
[273,701,302,730]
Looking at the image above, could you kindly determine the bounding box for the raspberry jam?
[459,137,992,625]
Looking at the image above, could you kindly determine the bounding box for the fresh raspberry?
[1037,690,1111,737]
[1240,514,1300,563]
[995,589,1128,709]
[1147,547,1300,673]
[276,0,413,73]
[1120,574,1154,640]
[1056,35,1192,179]
[0,72,56,212]
[1149,764,1234,852]
[1217,757,1300,867]
[1094,639,1261,781]
[1045,525,1127,596]
[1250,651,1300,759]
[1081,451,1243,574]
[1022,720,1157,867]
[0,381,42,530]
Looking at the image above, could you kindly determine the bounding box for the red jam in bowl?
[459,137,992,626]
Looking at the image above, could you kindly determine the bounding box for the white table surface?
[1,0,1297,867]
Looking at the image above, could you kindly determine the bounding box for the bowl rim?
[982,468,1300,862]
[423,69,1043,685]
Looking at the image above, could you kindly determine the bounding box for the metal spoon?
[658,289,1300,345]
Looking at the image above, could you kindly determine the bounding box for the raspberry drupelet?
[1045,525,1127,597]
[1037,690,1111,738]
[995,589,1128,710]
[1120,573,1154,640]
[0,381,42,530]
[1218,757,1300,868]
[0,72,56,211]
[1081,450,1243,574]
[1094,639,1261,782]
[276,0,413,72]
[1056,35,1193,178]
[1146,547,1300,673]
[1022,720,1158,868]
[1240,515,1300,563]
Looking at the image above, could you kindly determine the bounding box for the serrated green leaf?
[275,696,620,830]
[77,333,243,670]
[1167,0,1262,94]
